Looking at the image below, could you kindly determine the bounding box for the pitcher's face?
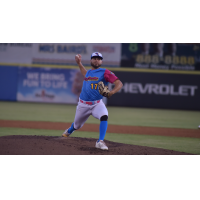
[90,57,103,69]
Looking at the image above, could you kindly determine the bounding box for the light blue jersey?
[79,68,118,101]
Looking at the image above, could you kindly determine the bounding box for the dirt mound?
[0,135,192,155]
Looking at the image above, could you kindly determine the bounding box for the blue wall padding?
[0,66,18,101]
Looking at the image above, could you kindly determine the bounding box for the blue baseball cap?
[91,52,103,60]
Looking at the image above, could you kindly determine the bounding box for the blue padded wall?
[0,66,18,101]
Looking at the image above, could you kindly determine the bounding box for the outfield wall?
[0,64,82,104]
[0,66,18,101]
[108,70,200,110]
[0,64,200,110]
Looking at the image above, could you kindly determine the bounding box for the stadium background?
[0,43,200,155]
[0,43,200,110]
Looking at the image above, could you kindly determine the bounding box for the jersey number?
[91,83,98,90]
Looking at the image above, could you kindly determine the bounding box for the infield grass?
[0,101,200,129]
[0,127,199,154]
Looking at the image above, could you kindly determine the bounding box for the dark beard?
[91,63,101,69]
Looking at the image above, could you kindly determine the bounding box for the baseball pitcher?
[62,52,123,150]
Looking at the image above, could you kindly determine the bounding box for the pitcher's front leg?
[62,103,91,137]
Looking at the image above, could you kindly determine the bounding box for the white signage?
[109,83,198,96]
[32,43,121,67]
[0,43,32,64]
[0,43,121,67]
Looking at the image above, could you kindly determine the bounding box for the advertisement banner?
[121,43,200,71]
[107,71,200,110]
[32,43,121,67]
[17,67,84,104]
[0,43,32,64]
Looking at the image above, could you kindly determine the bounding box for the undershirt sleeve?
[104,69,119,83]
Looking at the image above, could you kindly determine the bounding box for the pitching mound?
[0,135,192,155]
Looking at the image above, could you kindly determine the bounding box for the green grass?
[0,101,200,129]
[1,101,200,154]
[0,127,199,154]
[0,127,62,137]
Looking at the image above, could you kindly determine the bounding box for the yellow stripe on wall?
[1,62,200,75]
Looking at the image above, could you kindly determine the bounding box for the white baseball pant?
[73,99,108,130]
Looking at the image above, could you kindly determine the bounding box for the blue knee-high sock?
[68,122,76,134]
[99,121,108,141]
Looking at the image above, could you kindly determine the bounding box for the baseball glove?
[98,81,110,98]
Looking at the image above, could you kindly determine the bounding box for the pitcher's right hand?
[75,54,82,64]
